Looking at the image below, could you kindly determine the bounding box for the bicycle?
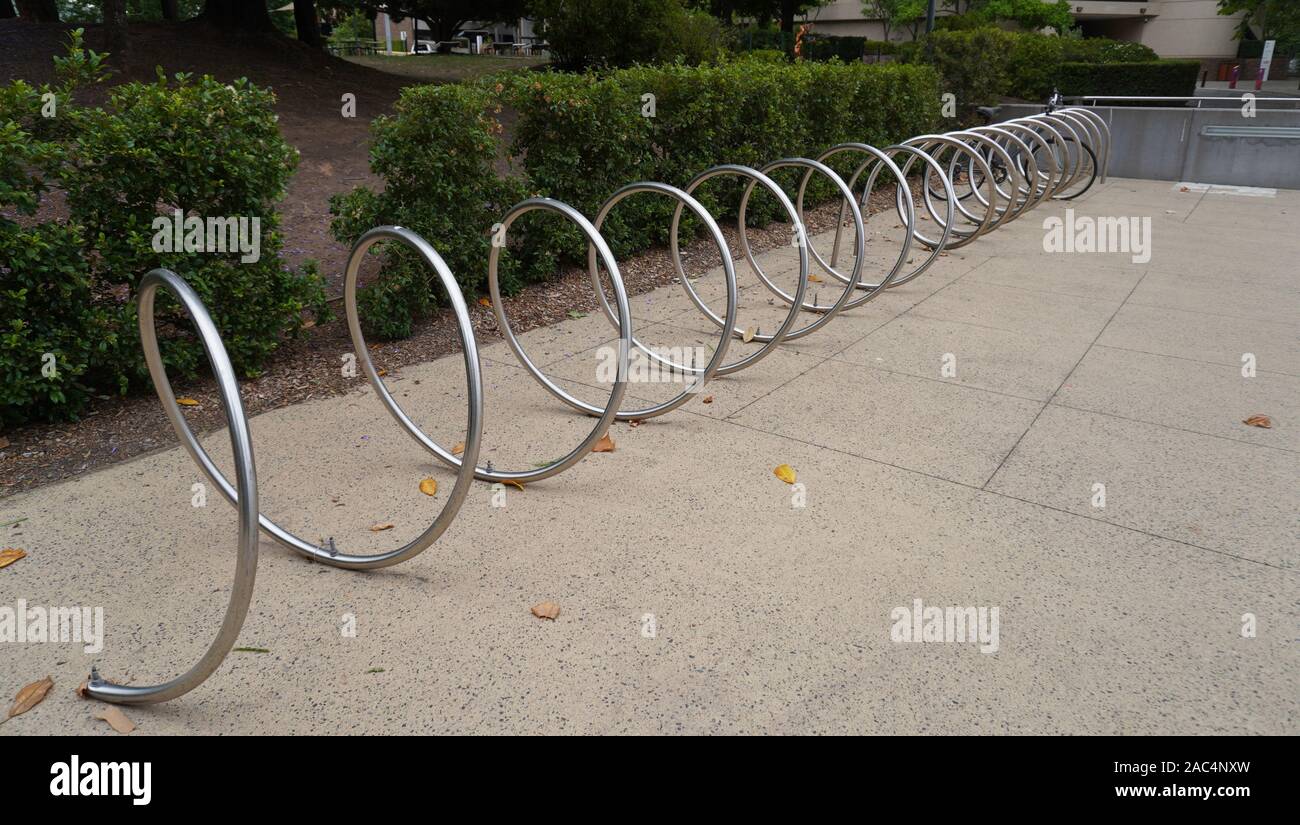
[972,89,1098,201]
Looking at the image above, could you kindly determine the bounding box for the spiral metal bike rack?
[90,112,1112,704]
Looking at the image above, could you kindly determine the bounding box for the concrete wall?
[1137,0,1241,59]
[806,1,891,40]
[996,102,1300,188]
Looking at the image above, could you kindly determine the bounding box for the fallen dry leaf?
[0,548,26,569]
[478,297,492,308]
[418,478,438,497]
[702,395,714,405]
[369,523,395,532]
[175,397,200,406]
[76,680,89,699]
[742,327,757,344]
[592,433,615,453]
[377,368,388,377]
[502,479,525,491]
[531,601,561,620]
[451,441,465,455]
[94,706,135,734]
[1243,414,1273,429]
[1179,185,1190,192]
[628,419,644,428]
[6,676,54,722]
[808,273,824,283]
[773,464,797,484]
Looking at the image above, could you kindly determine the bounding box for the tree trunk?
[430,17,466,43]
[779,0,795,32]
[160,0,178,20]
[16,0,59,21]
[103,0,129,56]
[293,0,320,46]
[0,0,16,20]
[201,0,274,31]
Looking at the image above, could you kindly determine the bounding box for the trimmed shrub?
[904,28,1171,111]
[1006,33,1067,101]
[861,39,899,58]
[503,58,942,270]
[329,83,526,340]
[336,57,941,339]
[1062,38,1158,64]
[530,0,721,70]
[916,27,1017,114]
[1,33,327,425]
[661,8,729,66]
[1056,60,1201,98]
[805,35,865,63]
[734,27,796,57]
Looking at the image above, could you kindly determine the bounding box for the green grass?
[344,53,548,84]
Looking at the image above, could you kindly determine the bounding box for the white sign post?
[1256,39,1275,90]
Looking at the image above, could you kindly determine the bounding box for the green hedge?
[330,57,942,338]
[531,0,726,69]
[902,28,1166,115]
[734,28,796,56]
[912,28,1014,117]
[801,35,854,63]
[1,32,327,425]
[329,83,526,340]
[505,58,940,283]
[1056,60,1201,98]
[735,31,897,63]
[802,37,898,62]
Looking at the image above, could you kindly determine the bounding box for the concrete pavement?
[1,177,1296,734]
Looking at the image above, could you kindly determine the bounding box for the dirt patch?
[1,20,413,283]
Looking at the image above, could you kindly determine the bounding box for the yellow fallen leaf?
[370,523,394,532]
[742,327,756,343]
[531,601,560,620]
[592,433,615,453]
[773,464,797,484]
[6,675,54,722]
[176,397,200,406]
[418,478,438,497]
[451,441,465,455]
[702,395,714,405]
[94,706,136,734]
[377,368,387,377]
[808,273,823,283]
[478,297,492,308]
[1243,414,1273,429]
[0,548,26,569]
[502,479,524,491]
